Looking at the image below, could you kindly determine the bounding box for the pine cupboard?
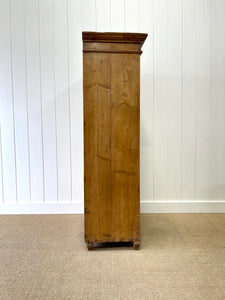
[83,32,147,250]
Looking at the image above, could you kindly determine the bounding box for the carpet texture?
[0,214,225,299]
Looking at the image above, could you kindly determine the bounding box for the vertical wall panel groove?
[182,0,197,200]
[24,0,32,204]
[69,0,83,202]
[25,0,44,203]
[109,0,111,31]
[166,0,169,201]
[0,0,17,204]
[9,0,18,203]
[11,0,31,203]
[125,0,139,32]
[167,0,182,201]
[210,0,225,200]
[82,0,96,31]
[96,0,110,31]
[54,0,72,202]
[37,0,46,202]
[66,0,73,203]
[124,0,125,31]
[180,0,184,201]
[0,125,4,203]
[39,0,58,203]
[111,0,125,32]
[195,0,211,200]
[52,0,59,203]
[154,0,168,200]
[153,0,155,202]
[140,0,154,201]
[209,0,213,202]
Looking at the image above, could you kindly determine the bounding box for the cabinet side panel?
[111,54,140,242]
[83,53,111,242]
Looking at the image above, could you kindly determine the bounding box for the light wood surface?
[111,53,140,243]
[83,52,111,243]
[83,32,147,249]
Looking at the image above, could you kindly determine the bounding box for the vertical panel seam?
[24,0,32,203]
[180,0,183,202]
[9,0,18,203]
[194,0,198,201]
[0,125,4,203]
[37,0,45,203]
[124,0,126,31]
[109,0,111,31]
[67,0,73,203]
[209,0,213,198]
[195,0,199,202]
[166,0,168,201]
[52,0,59,203]
[153,0,155,202]
[81,0,83,30]
[95,0,97,30]
[138,0,140,32]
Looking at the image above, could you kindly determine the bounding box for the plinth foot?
[87,242,93,250]
[133,241,140,250]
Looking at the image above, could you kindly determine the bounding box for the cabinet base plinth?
[87,242,93,250]
[85,241,140,250]
[132,241,140,250]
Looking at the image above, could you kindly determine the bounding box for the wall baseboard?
[141,201,225,213]
[0,201,225,214]
[0,203,84,214]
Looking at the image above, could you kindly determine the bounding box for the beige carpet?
[0,214,225,299]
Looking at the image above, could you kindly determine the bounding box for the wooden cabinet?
[82,32,147,250]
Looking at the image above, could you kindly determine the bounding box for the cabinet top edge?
[82,31,148,46]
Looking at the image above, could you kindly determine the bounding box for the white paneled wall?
[0,0,225,213]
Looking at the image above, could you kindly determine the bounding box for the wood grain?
[82,31,147,44]
[83,53,111,242]
[111,54,140,242]
[83,32,147,248]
